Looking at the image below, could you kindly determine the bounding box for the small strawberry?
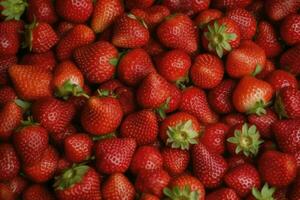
[0,86,17,105]
[280,14,300,45]
[161,147,190,175]
[126,0,154,9]
[258,150,297,187]
[95,138,136,174]
[0,0,27,20]
[112,14,150,48]
[157,14,198,53]
[194,9,223,28]
[26,0,57,24]
[265,0,299,21]
[280,44,300,75]
[192,142,228,188]
[249,183,276,200]
[0,55,17,85]
[0,143,20,181]
[73,41,118,84]
[21,51,56,71]
[23,184,55,200]
[213,0,252,9]
[206,188,240,200]
[183,0,211,13]
[266,70,298,92]
[275,87,300,119]
[102,173,135,200]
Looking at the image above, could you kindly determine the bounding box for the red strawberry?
[0,0,27,20]
[290,172,300,200]
[26,0,57,24]
[0,143,20,181]
[135,169,170,197]
[0,183,14,200]
[55,157,71,175]
[21,51,56,71]
[223,113,246,127]
[264,0,299,21]
[56,24,95,61]
[102,173,135,200]
[91,0,124,33]
[192,142,228,188]
[112,14,150,48]
[191,53,224,89]
[23,184,55,200]
[275,87,300,119]
[280,44,300,75]
[54,165,101,200]
[280,14,300,45]
[266,70,298,92]
[55,0,93,23]
[183,0,211,13]
[165,83,182,113]
[202,17,240,57]
[0,86,16,105]
[64,133,93,163]
[232,76,273,115]
[143,37,165,56]
[51,124,76,147]
[95,138,136,174]
[161,147,190,175]
[130,145,163,175]
[206,188,240,200]
[126,0,154,9]
[179,87,219,124]
[0,55,17,84]
[256,59,275,79]
[99,79,125,91]
[195,9,223,28]
[0,20,23,55]
[140,193,160,200]
[213,0,253,9]
[120,110,158,145]
[9,65,52,101]
[157,14,198,53]
[258,150,297,187]
[56,21,74,37]
[118,48,156,86]
[114,86,136,115]
[5,176,28,199]
[227,155,250,169]
[74,41,118,84]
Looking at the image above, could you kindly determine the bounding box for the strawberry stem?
[274,94,288,119]
[155,97,171,119]
[56,80,89,100]
[163,185,200,200]
[0,0,27,20]
[14,99,31,112]
[252,183,276,200]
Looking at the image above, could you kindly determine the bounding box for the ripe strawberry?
[275,87,300,119]
[114,86,136,115]
[130,146,163,175]
[51,124,76,147]
[0,0,27,20]
[280,14,300,45]
[290,172,300,200]
[256,59,275,79]
[112,14,150,48]
[226,8,256,40]
[224,164,261,197]
[9,65,52,101]
[0,143,20,181]
[273,119,300,153]
[227,154,250,169]
[192,142,228,188]
[267,70,298,92]
[213,0,252,9]
[91,0,124,33]
[165,83,182,113]
[21,51,56,71]
[23,184,55,200]
[0,20,23,55]
[232,76,273,115]
[56,21,74,37]
[5,176,28,199]
[179,87,219,124]
[56,24,95,61]
[264,0,299,21]
[258,150,297,187]
[99,79,125,91]
[0,86,16,105]
[102,173,135,200]
[95,138,136,174]
[280,44,300,75]
[0,55,17,85]
[202,17,240,57]
[126,0,154,9]
[183,0,211,13]
[26,0,57,24]
[195,9,223,28]
[54,165,101,200]
[206,188,240,200]
[157,14,198,53]
[223,113,246,127]
[140,193,160,200]
[55,0,93,23]
[0,183,14,200]
[135,169,170,197]
[74,41,118,84]
[191,53,224,89]
[143,37,165,56]
[161,147,190,175]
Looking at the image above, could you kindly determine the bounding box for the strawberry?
[223,113,246,127]
[226,8,257,40]
[118,48,156,86]
[290,172,300,200]
[95,138,136,174]
[26,0,57,24]
[273,119,300,153]
[256,60,275,79]
[91,0,124,33]
[126,0,154,9]
[102,173,135,200]
[54,165,101,200]
[183,0,211,13]
[56,24,95,61]
[224,164,261,197]
[202,17,240,57]
[280,14,300,45]
[208,79,236,114]
[23,145,58,183]
[56,21,74,37]
[266,70,298,92]
[135,169,170,197]
[73,41,118,84]
[0,0,27,20]
[130,146,163,175]
[195,9,223,28]
[55,0,93,23]
[51,124,76,147]
[157,14,198,53]
[23,184,55,200]
[114,86,137,115]
[5,176,28,199]
[249,183,276,200]
[206,188,240,200]
[227,155,250,169]
[0,55,17,85]
[159,112,201,150]
[213,0,253,9]
[120,110,158,145]
[81,95,123,135]
[143,37,165,56]
[164,174,205,200]
[192,142,228,188]
[161,147,190,175]
[21,51,56,71]
[200,123,229,154]
[0,86,16,105]
[191,53,224,89]
[226,40,266,78]
[165,83,182,113]
[258,150,297,187]
[280,44,300,75]
[264,0,299,21]
[140,193,160,200]
[275,87,300,119]
[112,14,150,48]
[13,124,49,166]
[99,79,125,91]
[0,183,14,200]
[0,143,20,181]
[0,20,23,55]
[232,76,273,115]
[179,87,219,124]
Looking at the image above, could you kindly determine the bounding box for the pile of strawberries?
[0,0,300,199]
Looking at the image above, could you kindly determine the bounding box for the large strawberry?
[280,44,300,75]
[21,51,56,71]
[0,143,20,181]
[26,0,57,24]
[280,14,300,46]
[23,184,55,200]
[264,0,299,21]
[206,188,239,200]
[275,87,300,119]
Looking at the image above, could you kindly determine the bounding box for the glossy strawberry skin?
[0,144,20,181]
[126,0,155,9]
[5,176,28,199]
[27,0,57,24]
[206,188,240,200]
[280,14,300,45]
[21,51,56,71]
[213,0,252,9]
[222,113,246,127]
[265,0,299,21]
[195,9,223,28]
[280,44,300,75]
[0,55,17,85]
[266,70,298,92]
[275,87,300,119]
[23,184,55,200]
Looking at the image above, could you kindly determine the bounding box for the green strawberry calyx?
[247,99,269,116]
[56,80,89,100]
[274,93,288,119]
[252,183,276,200]
[227,123,263,157]
[163,185,200,200]
[176,76,189,90]
[155,97,171,119]
[54,165,90,190]
[166,119,199,150]
[15,99,31,112]
[252,65,263,77]
[97,89,117,98]
[23,20,38,51]
[0,0,27,21]
[204,21,237,58]
[127,13,148,29]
